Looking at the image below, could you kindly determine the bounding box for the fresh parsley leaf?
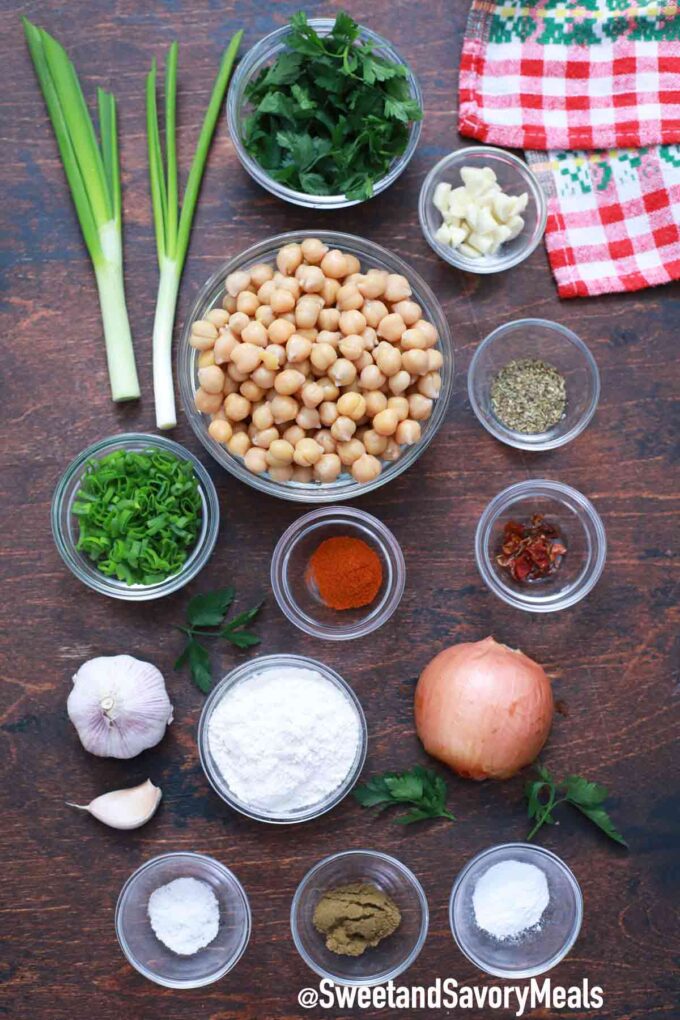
[525,764,628,847]
[186,587,235,628]
[224,631,261,650]
[222,601,264,632]
[353,766,454,826]
[187,639,212,694]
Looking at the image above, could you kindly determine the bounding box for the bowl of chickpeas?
[178,231,453,502]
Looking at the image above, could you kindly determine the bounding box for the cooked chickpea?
[339,309,367,336]
[229,311,249,336]
[317,378,339,401]
[427,349,444,372]
[316,330,341,348]
[227,362,249,383]
[401,327,428,350]
[298,381,323,409]
[301,237,328,264]
[373,408,399,436]
[315,429,337,454]
[329,358,357,387]
[375,342,402,377]
[262,344,286,371]
[237,291,259,317]
[274,368,305,396]
[331,416,356,442]
[292,465,314,483]
[362,327,378,349]
[418,371,442,399]
[240,380,264,402]
[318,307,340,331]
[268,464,294,482]
[270,394,299,424]
[268,318,296,346]
[359,364,386,390]
[222,293,237,313]
[257,279,276,305]
[384,273,411,303]
[296,406,321,430]
[228,432,251,457]
[206,308,230,328]
[414,319,438,347]
[358,269,388,299]
[251,403,274,431]
[251,366,276,390]
[286,334,313,364]
[364,390,388,417]
[363,429,388,456]
[241,320,268,347]
[270,288,296,315]
[222,375,238,396]
[213,331,237,364]
[320,249,349,279]
[250,262,274,288]
[255,304,275,329]
[198,349,216,369]
[243,447,268,474]
[388,370,411,396]
[396,419,422,445]
[224,392,251,422]
[314,453,342,482]
[321,277,341,307]
[232,342,263,375]
[383,438,401,462]
[351,453,381,483]
[387,396,409,421]
[337,438,365,466]
[208,419,233,444]
[377,313,406,343]
[225,270,251,297]
[339,334,364,361]
[194,387,223,414]
[336,284,363,311]
[296,264,325,293]
[294,437,323,467]
[266,439,295,466]
[190,319,218,348]
[408,393,433,420]
[344,254,361,275]
[355,350,374,373]
[362,299,388,328]
[319,401,339,427]
[337,391,366,421]
[310,343,337,373]
[276,243,303,275]
[295,296,322,329]
[401,348,429,376]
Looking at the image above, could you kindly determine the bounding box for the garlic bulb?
[67,779,162,830]
[68,655,173,758]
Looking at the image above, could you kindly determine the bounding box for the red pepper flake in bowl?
[496,514,567,583]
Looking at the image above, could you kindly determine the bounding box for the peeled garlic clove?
[467,232,496,256]
[68,655,173,759]
[67,779,162,830]
[435,223,454,245]
[514,192,529,215]
[433,181,452,212]
[448,186,470,218]
[507,215,525,240]
[492,192,517,223]
[449,226,469,248]
[459,241,483,258]
[461,165,496,197]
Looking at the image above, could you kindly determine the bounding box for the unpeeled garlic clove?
[66,779,162,830]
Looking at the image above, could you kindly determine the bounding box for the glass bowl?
[449,843,583,978]
[291,850,429,986]
[51,433,219,601]
[468,319,600,451]
[115,852,251,989]
[178,230,454,503]
[271,507,405,641]
[227,19,423,208]
[475,479,606,613]
[419,147,547,273]
[197,654,368,823]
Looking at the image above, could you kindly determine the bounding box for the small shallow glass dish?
[115,852,251,989]
[475,479,606,613]
[227,19,423,209]
[419,147,547,274]
[291,850,429,986]
[271,507,405,641]
[51,433,219,601]
[468,318,600,451]
[197,654,368,823]
[449,843,583,979]
[178,230,454,504]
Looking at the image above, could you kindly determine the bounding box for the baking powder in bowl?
[207,664,361,814]
[473,859,549,940]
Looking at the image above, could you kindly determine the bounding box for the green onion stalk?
[23,19,140,402]
[146,32,242,430]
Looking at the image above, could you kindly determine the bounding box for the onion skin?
[414,636,553,780]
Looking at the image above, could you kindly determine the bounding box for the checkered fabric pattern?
[458,0,680,296]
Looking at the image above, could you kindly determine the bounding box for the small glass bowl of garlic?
[419,147,547,274]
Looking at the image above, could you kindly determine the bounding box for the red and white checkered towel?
[458,0,680,297]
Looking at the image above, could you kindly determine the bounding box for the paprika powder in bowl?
[271,507,406,640]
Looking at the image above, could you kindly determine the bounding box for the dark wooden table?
[1,2,678,1018]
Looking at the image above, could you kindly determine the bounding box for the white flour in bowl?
[473,859,549,940]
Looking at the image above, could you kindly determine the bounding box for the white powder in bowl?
[207,665,362,813]
[473,859,549,940]
[148,876,219,955]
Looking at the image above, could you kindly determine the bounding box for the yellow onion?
[414,636,553,780]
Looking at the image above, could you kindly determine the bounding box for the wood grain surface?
[1,2,678,1018]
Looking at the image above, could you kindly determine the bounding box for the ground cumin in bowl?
[271,506,406,641]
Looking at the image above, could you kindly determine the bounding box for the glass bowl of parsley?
[227,13,423,208]
[51,433,219,600]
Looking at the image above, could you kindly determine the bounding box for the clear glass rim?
[418,146,548,274]
[290,849,430,987]
[178,230,454,503]
[226,19,423,209]
[468,318,601,451]
[270,506,406,640]
[50,432,220,601]
[197,654,368,823]
[448,842,583,979]
[114,851,252,989]
[474,479,607,613]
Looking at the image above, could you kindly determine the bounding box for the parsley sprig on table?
[174,587,263,693]
[525,763,628,847]
[353,766,455,826]
[243,11,423,200]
